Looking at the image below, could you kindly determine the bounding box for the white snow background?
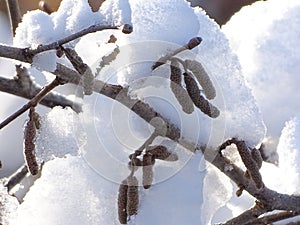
[0,0,299,224]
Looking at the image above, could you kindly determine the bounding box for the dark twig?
[0,76,65,130]
[0,24,132,63]
[245,211,300,225]
[4,164,28,193]
[5,0,21,36]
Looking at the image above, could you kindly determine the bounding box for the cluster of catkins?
[117,145,178,224]
[169,58,219,118]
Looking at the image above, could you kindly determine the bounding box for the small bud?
[187,37,202,50]
[147,145,178,161]
[122,24,133,34]
[142,153,155,189]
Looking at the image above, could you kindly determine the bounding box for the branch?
[0,76,65,130]
[4,164,28,193]
[0,24,132,63]
[5,0,21,36]
[55,63,300,213]
[245,211,300,225]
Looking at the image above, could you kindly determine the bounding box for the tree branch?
[5,0,21,36]
[54,63,300,213]
[0,76,66,130]
[0,24,132,63]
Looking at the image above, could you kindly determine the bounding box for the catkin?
[126,176,139,216]
[184,72,220,118]
[235,140,263,189]
[185,59,216,100]
[170,60,194,114]
[251,148,263,169]
[142,153,155,189]
[147,145,178,161]
[23,118,38,175]
[118,179,128,224]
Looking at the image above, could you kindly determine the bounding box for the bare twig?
[5,0,21,36]
[0,23,132,63]
[245,211,300,225]
[0,76,64,130]
[152,37,202,70]
[4,164,28,193]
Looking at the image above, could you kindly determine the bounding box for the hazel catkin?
[184,72,220,118]
[23,118,38,176]
[185,59,216,100]
[169,60,194,114]
[126,176,139,216]
[142,153,155,189]
[118,179,128,224]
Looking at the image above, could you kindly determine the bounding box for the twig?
[0,23,132,63]
[152,37,202,70]
[4,164,28,193]
[5,0,21,36]
[0,76,64,130]
[245,211,300,225]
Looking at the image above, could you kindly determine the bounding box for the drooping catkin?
[251,148,263,169]
[170,60,194,114]
[235,140,263,189]
[23,111,38,176]
[184,72,220,118]
[118,179,128,224]
[142,153,155,189]
[185,59,216,100]
[126,176,139,216]
[147,145,178,161]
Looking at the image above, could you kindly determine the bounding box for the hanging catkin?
[142,153,155,189]
[185,59,216,100]
[169,60,194,114]
[184,72,220,118]
[147,145,178,161]
[23,109,38,175]
[118,179,128,224]
[251,148,263,169]
[126,176,139,216]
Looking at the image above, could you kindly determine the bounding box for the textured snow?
[0,184,19,224]
[223,0,300,151]
[35,107,83,163]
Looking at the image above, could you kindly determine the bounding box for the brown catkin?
[23,118,38,175]
[118,179,128,224]
[251,148,263,169]
[235,140,263,189]
[147,145,178,161]
[170,60,194,114]
[126,176,139,216]
[142,153,155,189]
[185,59,216,100]
[184,72,220,118]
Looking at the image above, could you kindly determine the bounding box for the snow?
[2,0,300,224]
[222,0,300,152]
[0,184,19,224]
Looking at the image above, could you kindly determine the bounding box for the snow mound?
[223,0,300,149]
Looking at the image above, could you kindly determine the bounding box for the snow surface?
[223,0,300,152]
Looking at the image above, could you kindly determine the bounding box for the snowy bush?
[0,0,299,225]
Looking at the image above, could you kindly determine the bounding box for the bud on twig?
[147,145,178,161]
[126,176,139,216]
[118,179,128,224]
